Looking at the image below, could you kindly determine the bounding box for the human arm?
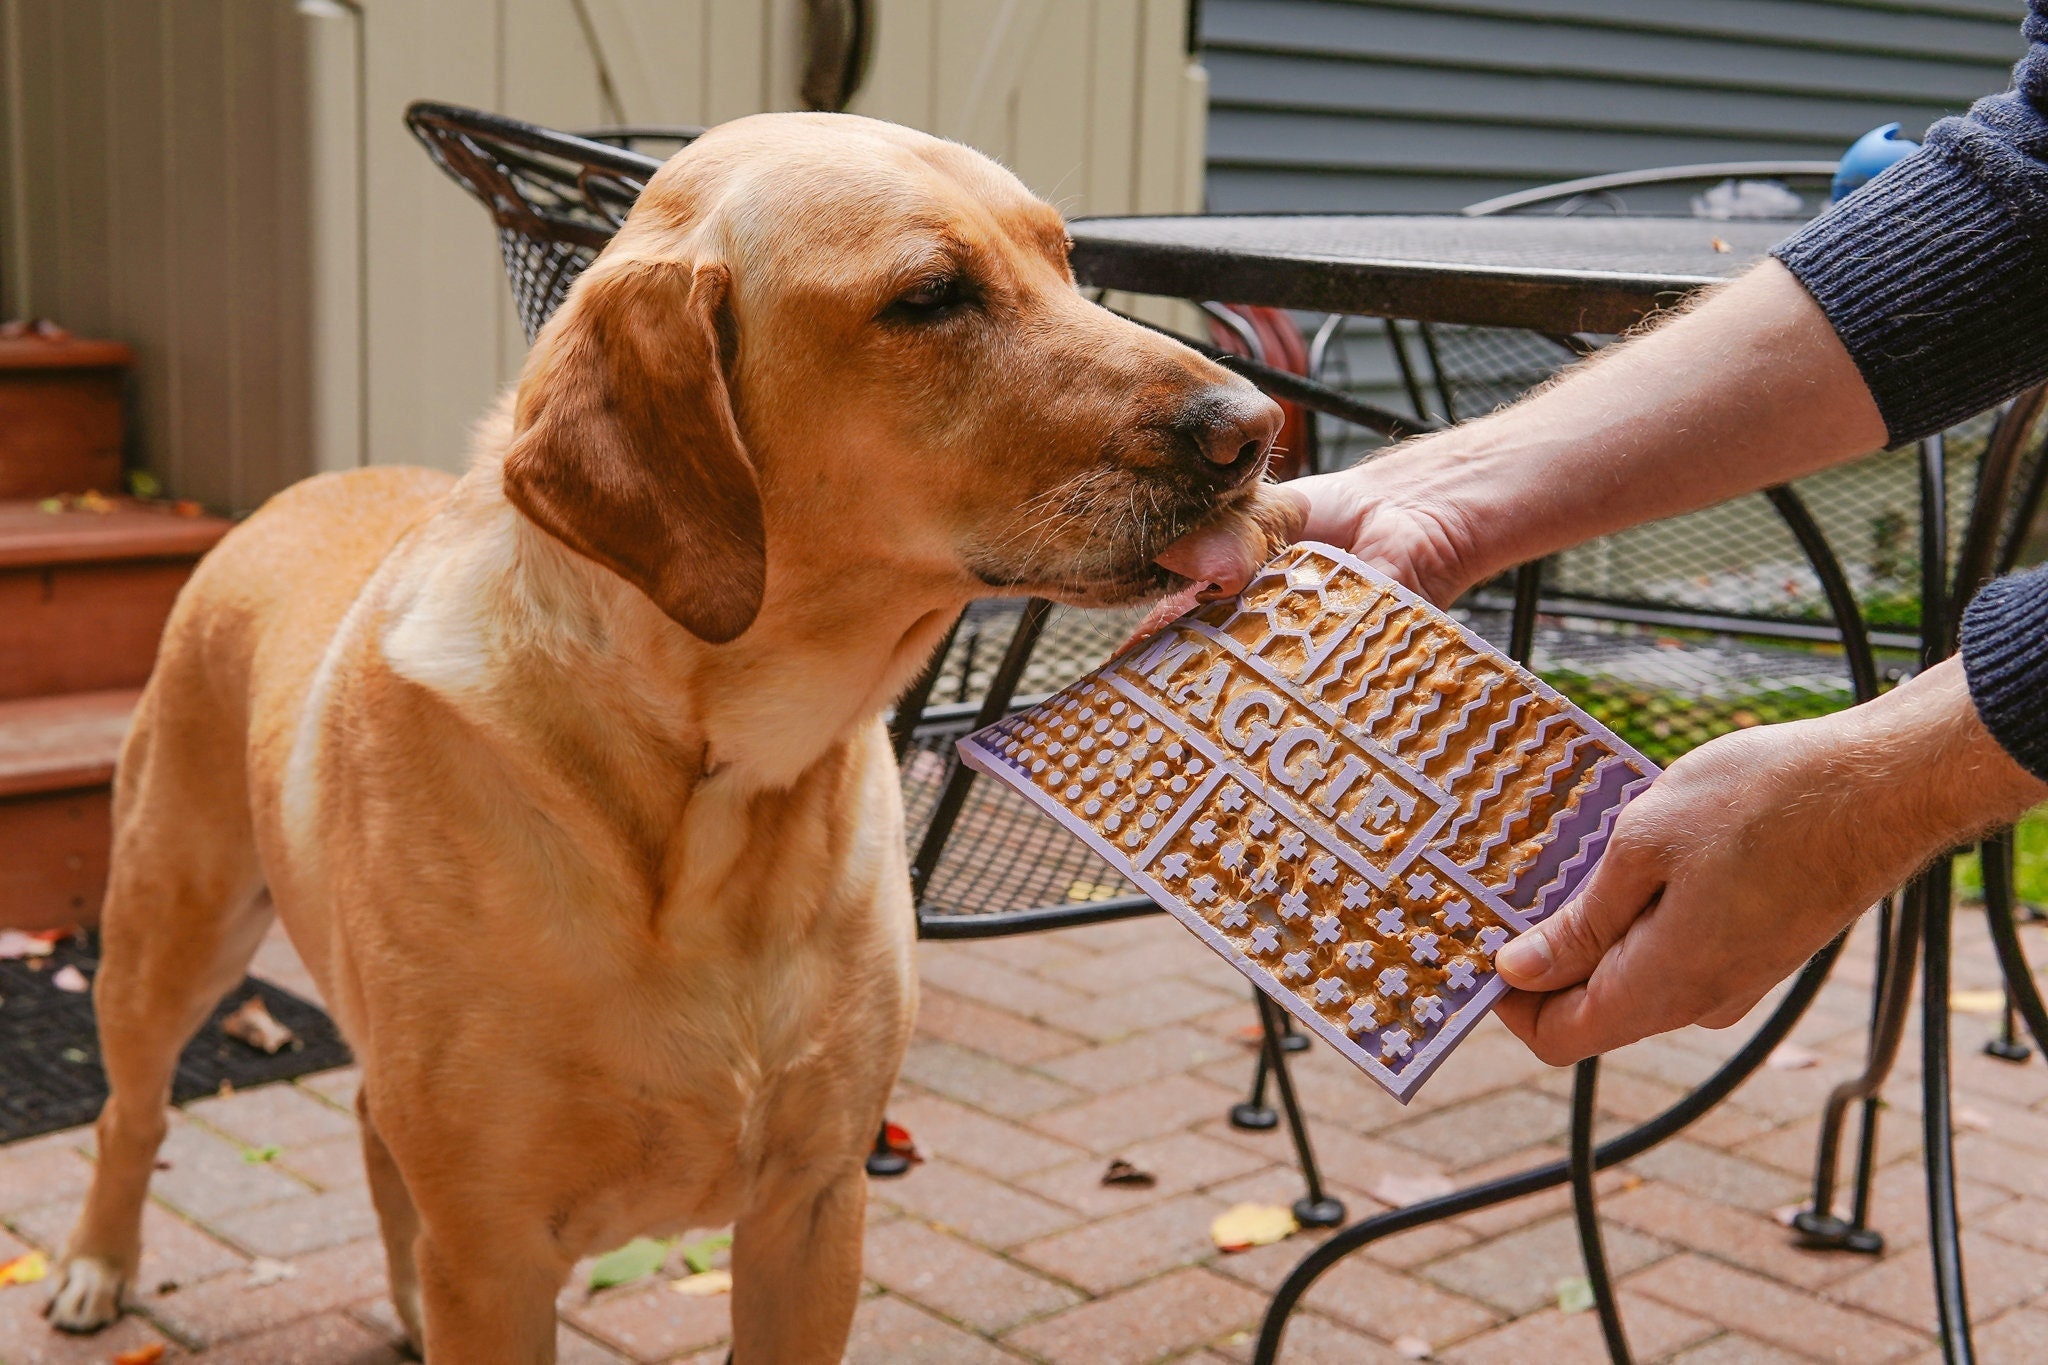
[1161,260,1889,607]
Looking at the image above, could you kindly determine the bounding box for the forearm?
[1372,261,1887,597]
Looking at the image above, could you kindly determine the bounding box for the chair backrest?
[1462,161,1838,220]
[406,102,669,341]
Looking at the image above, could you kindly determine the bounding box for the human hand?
[1492,659,2048,1064]
[1154,445,1485,605]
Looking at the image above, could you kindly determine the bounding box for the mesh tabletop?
[1070,214,1792,334]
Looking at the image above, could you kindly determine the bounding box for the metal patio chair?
[405,101,1382,1226]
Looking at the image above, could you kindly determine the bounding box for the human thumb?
[1495,845,1658,992]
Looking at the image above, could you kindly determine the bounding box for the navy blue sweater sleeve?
[1773,1,2048,445]
[1773,4,2048,784]
[1964,563,2048,781]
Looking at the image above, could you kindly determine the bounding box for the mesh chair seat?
[900,601,1156,929]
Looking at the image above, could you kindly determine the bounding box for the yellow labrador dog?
[48,113,1287,1362]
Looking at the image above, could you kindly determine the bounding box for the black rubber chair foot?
[865,1150,913,1178]
[1789,1210,1885,1254]
[1984,1037,2033,1063]
[1280,1032,1311,1053]
[1229,1102,1280,1131]
[1293,1194,1347,1228]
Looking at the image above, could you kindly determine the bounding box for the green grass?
[1542,670,1850,768]
[1955,807,2048,907]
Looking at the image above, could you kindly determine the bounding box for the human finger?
[1494,834,1662,993]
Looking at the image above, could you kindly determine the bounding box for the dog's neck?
[379,450,964,805]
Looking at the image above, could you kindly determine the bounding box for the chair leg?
[1794,888,1916,1254]
[864,1120,911,1178]
[1258,993,1345,1228]
[1230,993,1281,1130]
[1983,832,2033,1063]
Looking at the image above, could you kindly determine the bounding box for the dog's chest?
[553,927,906,1248]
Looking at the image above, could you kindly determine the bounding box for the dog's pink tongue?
[1123,583,1206,651]
[1155,527,1254,596]
[1120,525,1254,652]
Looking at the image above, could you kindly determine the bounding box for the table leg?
[1922,857,1976,1364]
[1569,1058,1631,1364]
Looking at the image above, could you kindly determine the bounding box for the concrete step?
[0,497,231,702]
[0,687,139,930]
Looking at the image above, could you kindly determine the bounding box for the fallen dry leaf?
[0,1249,47,1286]
[1556,1274,1594,1314]
[50,965,90,994]
[1101,1158,1157,1189]
[246,1257,298,1288]
[113,1345,167,1365]
[589,1238,668,1291]
[1210,1202,1296,1252]
[1710,236,1732,253]
[678,1232,732,1275]
[1767,1043,1820,1070]
[880,1121,924,1164]
[221,996,296,1054]
[1368,1171,1455,1207]
[672,1269,733,1297]
[0,930,57,960]
[1951,989,2005,1015]
[1393,1335,1433,1360]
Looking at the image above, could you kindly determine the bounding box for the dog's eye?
[887,275,971,321]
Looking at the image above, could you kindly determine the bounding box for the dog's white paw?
[45,1255,126,1333]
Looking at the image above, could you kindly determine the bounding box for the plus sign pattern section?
[957,543,1659,1101]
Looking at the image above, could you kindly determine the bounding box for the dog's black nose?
[1176,387,1284,487]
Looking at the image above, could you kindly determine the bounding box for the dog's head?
[504,113,1288,644]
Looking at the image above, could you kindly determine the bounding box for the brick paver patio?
[4,906,2048,1363]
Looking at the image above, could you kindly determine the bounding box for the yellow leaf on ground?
[0,1250,47,1286]
[1210,1203,1297,1252]
[673,1269,733,1296]
[1951,990,2006,1014]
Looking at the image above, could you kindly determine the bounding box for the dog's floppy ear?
[503,256,766,643]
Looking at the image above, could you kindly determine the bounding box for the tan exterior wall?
[0,0,1206,511]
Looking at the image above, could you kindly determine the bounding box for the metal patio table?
[1069,211,2029,1365]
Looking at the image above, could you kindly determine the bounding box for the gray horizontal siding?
[1203,0,2031,213]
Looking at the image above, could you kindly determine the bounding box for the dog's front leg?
[728,1167,868,1363]
[413,1216,568,1364]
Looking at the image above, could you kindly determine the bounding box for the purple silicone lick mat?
[956,543,1660,1102]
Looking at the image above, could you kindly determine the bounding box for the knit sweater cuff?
[1772,149,2048,446]
[1962,562,2048,782]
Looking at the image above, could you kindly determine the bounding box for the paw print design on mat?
[957,542,1657,1101]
